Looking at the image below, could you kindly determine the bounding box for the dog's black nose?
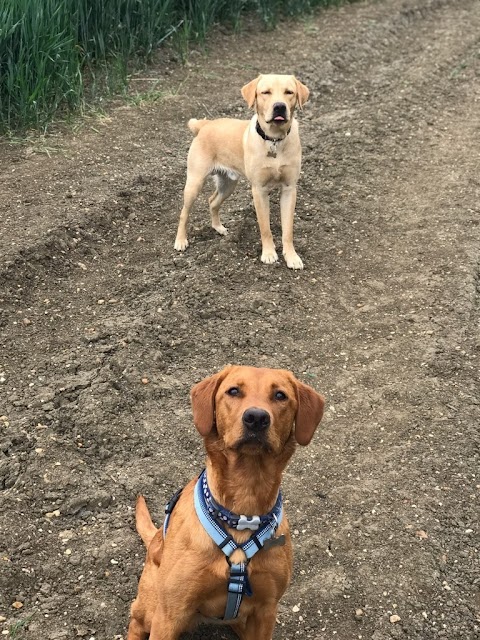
[242,408,271,432]
[272,102,287,115]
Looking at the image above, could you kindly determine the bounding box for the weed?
[8,614,34,639]
[0,0,350,134]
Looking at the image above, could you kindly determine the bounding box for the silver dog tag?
[267,142,277,158]
[237,515,261,531]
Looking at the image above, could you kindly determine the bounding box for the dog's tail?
[135,495,158,548]
[188,118,209,136]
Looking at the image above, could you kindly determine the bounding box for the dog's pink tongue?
[274,116,285,121]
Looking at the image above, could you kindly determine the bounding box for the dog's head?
[241,74,309,131]
[191,365,324,457]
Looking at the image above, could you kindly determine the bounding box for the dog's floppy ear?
[294,379,324,445]
[295,78,310,109]
[241,76,260,109]
[191,367,232,436]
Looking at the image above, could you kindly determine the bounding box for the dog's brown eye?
[261,90,272,95]
[285,90,294,95]
[274,390,287,401]
[227,387,240,397]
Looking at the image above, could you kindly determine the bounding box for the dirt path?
[1,0,479,638]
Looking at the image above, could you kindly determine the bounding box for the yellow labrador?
[174,74,309,269]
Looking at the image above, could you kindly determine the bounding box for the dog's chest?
[258,157,290,186]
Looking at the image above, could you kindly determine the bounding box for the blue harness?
[163,469,284,620]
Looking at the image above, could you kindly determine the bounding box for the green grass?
[0,0,346,134]
[8,614,34,639]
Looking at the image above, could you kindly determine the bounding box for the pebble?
[390,614,401,624]
[292,605,300,613]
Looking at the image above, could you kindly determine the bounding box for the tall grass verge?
[0,0,346,134]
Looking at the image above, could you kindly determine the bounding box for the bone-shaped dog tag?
[263,534,286,551]
[237,515,261,531]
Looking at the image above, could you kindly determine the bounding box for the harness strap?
[163,488,182,538]
[225,561,252,619]
[193,470,283,620]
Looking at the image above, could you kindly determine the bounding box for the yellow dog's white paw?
[284,252,304,270]
[212,224,228,236]
[261,249,278,265]
[174,237,189,251]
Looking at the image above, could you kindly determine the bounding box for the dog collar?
[201,469,282,531]
[193,469,285,620]
[255,119,291,143]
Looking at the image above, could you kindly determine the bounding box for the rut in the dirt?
[1,0,479,639]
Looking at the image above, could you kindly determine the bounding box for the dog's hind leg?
[234,607,277,639]
[208,173,238,236]
[174,172,206,251]
[149,607,189,640]
[126,616,148,640]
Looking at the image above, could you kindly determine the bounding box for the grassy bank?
[0,0,341,134]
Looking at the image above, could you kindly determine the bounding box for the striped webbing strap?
[193,469,283,620]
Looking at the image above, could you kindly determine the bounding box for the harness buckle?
[237,515,261,531]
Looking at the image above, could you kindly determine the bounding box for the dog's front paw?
[174,237,189,251]
[212,224,228,236]
[261,249,278,265]
[284,252,304,270]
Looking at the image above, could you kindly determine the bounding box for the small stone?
[292,604,300,613]
[141,377,150,384]
[45,509,61,519]
[355,608,364,618]
[74,624,89,636]
[0,616,6,622]
[12,601,24,609]
[416,529,428,539]
[97,299,105,305]
[390,614,401,624]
